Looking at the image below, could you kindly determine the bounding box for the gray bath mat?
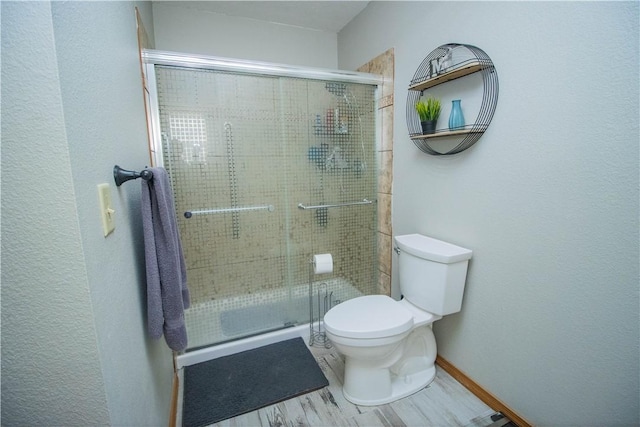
[182,337,329,427]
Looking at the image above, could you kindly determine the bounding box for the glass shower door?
[152,64,378,350]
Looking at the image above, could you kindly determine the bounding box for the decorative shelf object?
[408,61,483,92]
[406,43,498,156]
[411,125,488,140]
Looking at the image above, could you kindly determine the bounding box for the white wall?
[339,2,639,426]
[152,3,338,68]
[2,2,174,425]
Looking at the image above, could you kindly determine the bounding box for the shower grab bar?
[184,204,274,218]
[297,199,375,210]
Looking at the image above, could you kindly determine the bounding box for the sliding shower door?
[151,60,379,350]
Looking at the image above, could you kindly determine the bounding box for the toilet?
[323,233,472,406]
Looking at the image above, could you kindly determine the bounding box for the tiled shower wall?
[154,66,379,306]
[359,48,395,297]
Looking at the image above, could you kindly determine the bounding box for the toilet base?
[336,323,439,406]
[342,364,436,406]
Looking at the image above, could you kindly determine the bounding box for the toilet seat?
[324,295,413,339]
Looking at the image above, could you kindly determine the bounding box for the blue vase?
[448,99,465,130]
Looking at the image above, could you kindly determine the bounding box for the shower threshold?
[177,323,310,368]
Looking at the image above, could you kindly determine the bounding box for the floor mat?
[182,337,329,427]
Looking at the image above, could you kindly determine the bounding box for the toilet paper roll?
[313,254,333,274]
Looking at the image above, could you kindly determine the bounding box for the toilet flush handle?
[394,246,401,255]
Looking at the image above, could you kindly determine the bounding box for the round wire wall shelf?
[406,43,498,156]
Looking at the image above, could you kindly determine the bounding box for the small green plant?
[415,97,441,122]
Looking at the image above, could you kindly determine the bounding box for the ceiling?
[156,1,370,32]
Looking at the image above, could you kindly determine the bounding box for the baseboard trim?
[435,355,532,427]
[169,372,179,427]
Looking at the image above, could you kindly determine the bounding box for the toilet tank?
[395,234,472,316]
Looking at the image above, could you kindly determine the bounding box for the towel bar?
[184,204,274,218]
[298,199,374,210]
[113,165,153,186]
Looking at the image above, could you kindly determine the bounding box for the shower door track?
[143,49,383,84]
[177,324,308,368]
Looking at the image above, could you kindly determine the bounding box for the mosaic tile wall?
[155,66,379,316]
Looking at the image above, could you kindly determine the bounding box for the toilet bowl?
[323,234,472,406]
[324,295,441,405]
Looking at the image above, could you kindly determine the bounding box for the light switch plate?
[97,183,115,237]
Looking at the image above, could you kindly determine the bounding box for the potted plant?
[415,97,441,135]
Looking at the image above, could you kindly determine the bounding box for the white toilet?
[323,233,472,406]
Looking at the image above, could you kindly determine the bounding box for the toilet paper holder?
[308,255,336,348]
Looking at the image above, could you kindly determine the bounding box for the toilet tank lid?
[395,234,472,264]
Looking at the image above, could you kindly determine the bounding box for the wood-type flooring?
[178,345,502,427]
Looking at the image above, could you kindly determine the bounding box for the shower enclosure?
[143,50,382,352]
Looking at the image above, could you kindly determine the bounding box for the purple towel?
[141,167,190,351]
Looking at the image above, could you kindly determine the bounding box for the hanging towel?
[141,167,190,351]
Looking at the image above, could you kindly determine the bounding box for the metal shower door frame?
[142,49,383,350]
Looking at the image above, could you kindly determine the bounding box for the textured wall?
[338,2,639,426]
[49,2,175,425]
[152,3,338,68]
[1,2,110,424]
[2,1,175,425]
